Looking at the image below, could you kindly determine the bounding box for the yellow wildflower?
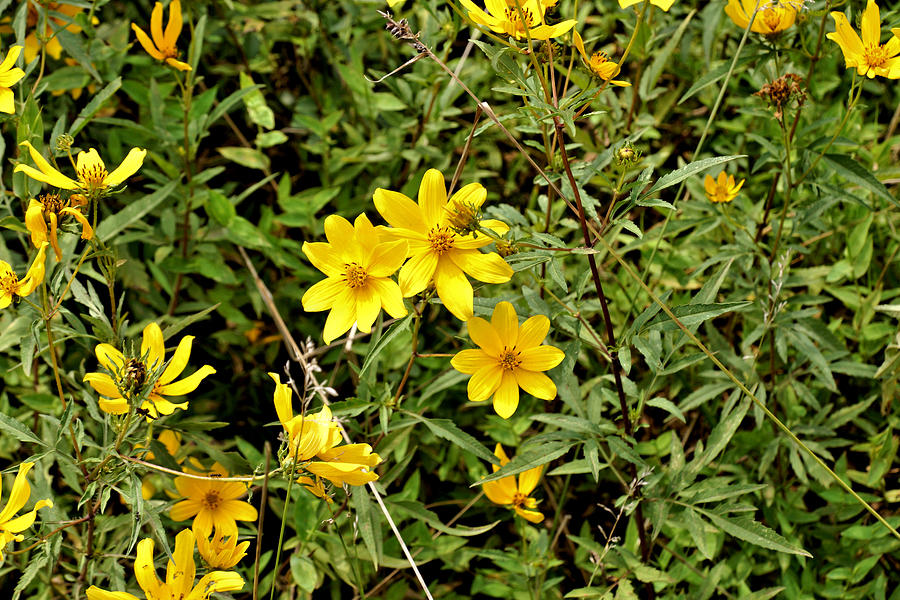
[297,476,333,502]
[0,462,53,561]
[271,373,381,488]
[194,524,250,569]
[0,243,48,310]
[482,444,544,523]
[704,172,744,204]
[827,0,900,79]
[458,0,576,41]
[16,141,146,195]
[131,0,192,71]
[373,169,513,321]
[301,214,408,344]
[573,31,630,87]
[170,463,257,538]
[25,193,92,260]
[619,0,675,11]
[0,45,24,114]
[451,302,564,419]
[725,0,797,35]
[83,322,216,418]
[85,529,244,600]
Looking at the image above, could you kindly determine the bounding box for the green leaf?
[644,302,751,333]
[646,397,686,423]
[218,147,271,171]
[820,154,897,208]
[388,500,500,536]
[352,484,381,569]
[359,315,412,381]
[693,507,812,557]
[476,441,574,485]
[206,190,236,226]
[645,155,745,196]
[531,414,616,436]
[404,412,498,465]
[290,556,317,593]
[69,77,122,137]
[239,72,275,129]
[0,412,47,447]
[96,180,177,240]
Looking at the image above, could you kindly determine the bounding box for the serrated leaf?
[645,155,745,196]
[693,507,811,556]
[404,412,497,465]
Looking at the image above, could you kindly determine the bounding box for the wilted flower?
[482,444,545,523]
[16,141,146,196]
[827,0,900,79]
[83,322,216,418]
[25,193,92,260]
[0,243,48,310]
[0,462,53,561]
[132,0,192,71]
[704,172,744,204]
[451,301,564,418]
[85,529,244,600]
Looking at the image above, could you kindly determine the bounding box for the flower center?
[498,347,522,371]
[503,6,535,31]
[343,263,369,289]
[78,163,109,188]
[427,227,455,255]
[0,270,18,294]
[202,491,222,511]
[589,52,617,80]
[39,193,65,214]
[864,43,889,68]
[761,9,781,32]
[512,492,529,507]
[124,358,147,390]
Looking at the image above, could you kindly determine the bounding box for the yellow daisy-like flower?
[25,193,92,261]
[704,172,744,204]
[16,141,147,196]
[619,0,675,12]
[374,169,513,321]
[451,301,564,419]
[85,529,244,600]
[573,31,630,87]
[131,0,192,71]
[83,322,216,418]
[271,373,381,488]
[725,0,797,36]
[297,476,333,503]
[827,0,900,79]
[458,0,576,41]
[482,444,544,523]
[0,462,53,561]
[0,45,24,114]
[170,463,257,538]
[0,243,48,310]
[194,524,250,569]
[302,213,408,344]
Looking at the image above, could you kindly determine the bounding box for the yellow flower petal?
[466,316,504,356]
[164,0,184,48]
[398,250,438,297]
[418,169,448,229]
[451,348,493,374]
[370,277,407,319]
[15,242,48,297]
[0,87,14,114]
[493,371,520,418]
[150,1,165,46]
[134,538,164,599]
[514,506,544,523]
[367,240,408,277]
[448,249,512,284]
[156,365,215,396]
[302,277,345,312]
[302,242,344,278]
[491,301,519,348]
[515,368,557,400]
[84,373,122,398]
[433,258,473,321]
[374,188,427,231]
[103,148,147,187]
[16,141,80,190]
[98,398,129,415]
[518,345,565,371]
[158,335,193,385]
[354,284,381,333]
[468,364,503,402]
[322,286,357,344]
[132,23,165,60]
[517,315,550,349]
[0,45,22,72]
[141,322,165,371]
